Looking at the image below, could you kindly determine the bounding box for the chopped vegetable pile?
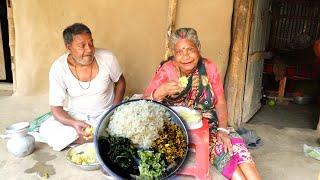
[138,150,166,179]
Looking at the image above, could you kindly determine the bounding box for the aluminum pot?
[293,95,314,105]
[94,99,189,179]
[5,122,35,157]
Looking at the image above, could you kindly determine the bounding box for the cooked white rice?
[106,100,168,148]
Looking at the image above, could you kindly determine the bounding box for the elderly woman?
[144,28,261,180]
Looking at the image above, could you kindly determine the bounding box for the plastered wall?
[12,0,233,96]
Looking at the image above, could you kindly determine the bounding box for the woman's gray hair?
[169,28,201,51]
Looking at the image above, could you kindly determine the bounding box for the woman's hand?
[217,131,233,155]
[154,81,184,100]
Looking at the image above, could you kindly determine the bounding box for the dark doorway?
[0,0,12,82]
[253,0,320,130]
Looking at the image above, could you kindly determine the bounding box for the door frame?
[0,22,6,80]
[225,0,255,126]
[0,0,14,85]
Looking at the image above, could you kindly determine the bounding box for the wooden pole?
[164,0,178,60]
[317,115,320,139]
[225,0,254,126]
[278,77,287,98]
[0,23,6,80]
[7,0,16,92]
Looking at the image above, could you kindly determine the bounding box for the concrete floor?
[0,94,320,179]
[0,95,111,180]
[248,102,320,180]
[249,102,319,129]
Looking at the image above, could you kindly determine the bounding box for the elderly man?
[39,23,125,150]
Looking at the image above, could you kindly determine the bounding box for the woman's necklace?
[72,57,94,90]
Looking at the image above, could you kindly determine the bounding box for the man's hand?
[50,106,93,144]
[83,126,94,140]
[72,120,90,137]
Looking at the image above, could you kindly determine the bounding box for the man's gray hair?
[169,28,201,51]
[63,23,92,44]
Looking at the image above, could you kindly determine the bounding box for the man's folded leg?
[39,117,79,151]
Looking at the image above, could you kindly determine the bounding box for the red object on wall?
[314,39,320,58]
[312,58,320,78]
[264,64,273,74]
[264,61,319,78]
[286,66,296,76]
[296,65,311,78]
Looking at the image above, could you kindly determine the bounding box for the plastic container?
[170,106,203,129]
[178,118,211,180]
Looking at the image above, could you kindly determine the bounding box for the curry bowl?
[94,99,189,179]
[66,142,100,171]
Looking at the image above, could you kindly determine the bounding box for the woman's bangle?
[217,127,230,134]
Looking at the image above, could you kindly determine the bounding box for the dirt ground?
[0,94,320,179]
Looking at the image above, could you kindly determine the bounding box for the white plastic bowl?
[170,106,203,130]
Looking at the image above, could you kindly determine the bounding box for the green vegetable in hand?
[178,76,188,88]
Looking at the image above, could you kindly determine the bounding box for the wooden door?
[317,115,320,137]
[0,22,6,80]
[242,0,272,122]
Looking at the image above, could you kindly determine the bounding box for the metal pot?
[293,95,314,105]
[5,122,35,157]
[94,99,189,179]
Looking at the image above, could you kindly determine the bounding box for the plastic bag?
[303,144,320,161]
[28,112,52,132]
